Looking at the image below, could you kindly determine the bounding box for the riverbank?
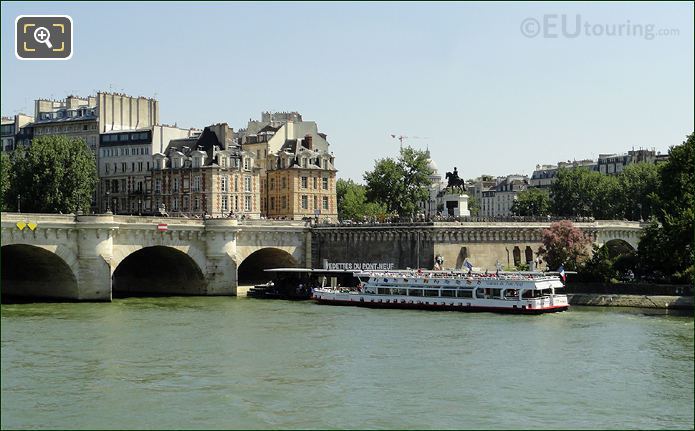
[568,293,693,310]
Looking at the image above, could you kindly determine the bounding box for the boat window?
[395,288,408,295]
[457,290,473,298]
[441,290,456,297]
[492,288,502,298]
[424,289,439,297]
[476,288,485,298]
[408,289,423,297]
[377,288,390,295]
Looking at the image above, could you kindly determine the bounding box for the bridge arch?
[600,238,636,256]
[112,246,206,297]
[1,244,79,301]
[237,247,299,284]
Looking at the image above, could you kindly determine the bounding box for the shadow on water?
[570,305,694,318]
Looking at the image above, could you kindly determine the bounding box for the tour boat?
[312,270,569,314]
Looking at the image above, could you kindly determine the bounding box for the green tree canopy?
[1,151,11,211]
[638,133,694,281]
[616,162,660,221]
[8,135,97,213]
[511,188,551,217]
[336,178,387,221]
[467,195,480,217]
[550,167,621,219]
[364,147,432,218]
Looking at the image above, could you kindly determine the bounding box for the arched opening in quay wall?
[112,246,206,297]
[1,244,78,301]
[238,248,298,284]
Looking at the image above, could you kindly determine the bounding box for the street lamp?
[138,199,142,216]
[105,191,110,213]
[17,193,20,213]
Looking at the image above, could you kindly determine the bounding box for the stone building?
[149,124,261,219]
[1,114,33,151]
[241,113,338,221]
[99,125,199,214]
[21,93,162,210]
[481,175,529,217]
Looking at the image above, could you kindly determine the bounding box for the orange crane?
[390,134,430,151]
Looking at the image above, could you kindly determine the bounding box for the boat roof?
[264,268,359,275]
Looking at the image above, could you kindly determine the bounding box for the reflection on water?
[2,297,693,429]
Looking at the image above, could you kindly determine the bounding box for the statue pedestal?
[443,193,470,217]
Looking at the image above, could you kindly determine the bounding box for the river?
[1,297,693,429]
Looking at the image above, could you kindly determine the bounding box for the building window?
[313,195,318,210]
[234,176,238,192]
[323,196,329,210]
[220,156,226,168]
[243,158,250,170]
[173,198,179,211]
[221,176,228,192]
[322,177,328,190]
[281,177,287,189]
[173,178,179,192]
[193,176,201,192]
[121,162,127,172]
[138,162,143,172]
[194,197,200,210]
[270,197,275,210]
[221,195,228,211]
[281,196,287,209]
[313,177,318,189]
[244,176,252,192]
[301,195,308,210]
[155,179,161,193]
[234,196,239,212]
[244,195,251,212]
[301,177,308,189]
[270,178,275,190]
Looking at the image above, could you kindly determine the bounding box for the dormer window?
[220,156,226,168]
[243,158,250,170]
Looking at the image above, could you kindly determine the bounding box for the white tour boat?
[312,270,569,314]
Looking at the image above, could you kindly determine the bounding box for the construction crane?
[390,134,430,151]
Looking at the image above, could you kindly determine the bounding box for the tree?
[638,133,694,281]
[539,220,592,271]
[550,167,621,219]
[364,147,432,218]
[616,162,660,221]
[1,151,11,211]
[336,178,387,221]
[511,188,550,217]
[8,136,97,213]
[467,195,480,216]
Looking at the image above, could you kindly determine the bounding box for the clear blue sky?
[2,1,693,181]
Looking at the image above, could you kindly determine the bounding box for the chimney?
[305,134,313,150]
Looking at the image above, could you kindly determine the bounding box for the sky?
[1,1,693,182]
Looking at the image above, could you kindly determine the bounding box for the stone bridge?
[1,213,310,301]
[1,213,643,301]
[311,221,644,272]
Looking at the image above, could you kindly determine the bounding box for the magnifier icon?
[33,26,53,49]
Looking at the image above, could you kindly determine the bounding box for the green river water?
[1,297,693,429]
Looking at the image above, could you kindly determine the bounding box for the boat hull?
[312,296,569,314]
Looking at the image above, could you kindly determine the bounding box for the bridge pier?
[204,219,239,295]
[75,214,117,301]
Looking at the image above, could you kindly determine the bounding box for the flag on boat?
[464,260,473,271]
[558,264,566,281]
